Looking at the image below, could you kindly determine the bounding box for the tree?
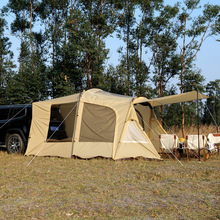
[147,4,180,123]
[78,0,125,89]
[5,0,48,103]
[203,80,220,131]
[181,67,205,127]
[176,0,220,137]
[149,5,180,98]
[116,0,136,95]
[159,86,182,129]
[0,15,16,104]
[7,34,32,104]
[103,64,127,94]
[6,1,29,76]
[38,0,73,98]
[7,0,41,71]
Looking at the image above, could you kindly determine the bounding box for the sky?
[0,0,219,87]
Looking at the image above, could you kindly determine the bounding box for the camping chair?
[206,133,220,158]
[159,134,179,160]
[185,135,207,161]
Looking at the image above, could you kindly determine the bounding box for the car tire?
[6,133,25,154]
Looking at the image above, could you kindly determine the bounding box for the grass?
[0,149,219,220]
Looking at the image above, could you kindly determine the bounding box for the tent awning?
[134,91,209,107]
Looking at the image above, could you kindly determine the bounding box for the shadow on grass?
[0,146,6,152]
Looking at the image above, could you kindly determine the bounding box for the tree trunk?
[19,32,24,75]
[159,69,164,125]
[0,37,3,88]
[86,48,92,88]
[126,12,130,95]
[30,0,34,71]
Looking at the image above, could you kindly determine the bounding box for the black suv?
[0,105,32,154]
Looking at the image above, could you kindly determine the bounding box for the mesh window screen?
[79,103,116,142]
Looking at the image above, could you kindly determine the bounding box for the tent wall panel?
[25,102,51,156]
[73,100,84,143]
[112,104,132,158]
[26,142,72,158]
[115,143,160,160]
[148,112,166,152]
[73,142,113,158]
[37,142,72,158]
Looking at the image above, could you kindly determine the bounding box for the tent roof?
[133,91,209,107]
[36,89,208,107]
[37,88,132,105]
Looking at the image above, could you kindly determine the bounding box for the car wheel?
[6,134,25,154]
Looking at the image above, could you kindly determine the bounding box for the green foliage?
[157,86,182,128]
[103,65,127,95]
[0,15,16,104]
[179,67,205,126]
[203,80,220,127]
[177,0,220,91]
[0,0,219,129]
[150,4,180,98]
[180,67,205,93]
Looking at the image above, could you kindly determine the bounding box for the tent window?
[123,121,148,143]
[79,103,116,142]
[47,103,76,142]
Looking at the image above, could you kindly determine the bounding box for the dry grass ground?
[0,149,219,220]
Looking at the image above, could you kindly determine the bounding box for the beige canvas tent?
[25,89,208,160]
[25,89,167,160]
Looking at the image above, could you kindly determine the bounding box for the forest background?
[0,0,219,135]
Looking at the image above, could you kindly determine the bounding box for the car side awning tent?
[25,89,166,160]
[25,89,208,160]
